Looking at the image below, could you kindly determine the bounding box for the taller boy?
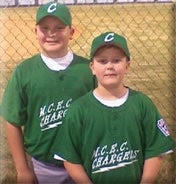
[1,2,94,183]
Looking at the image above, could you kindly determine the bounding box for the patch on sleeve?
[157,119,170,136]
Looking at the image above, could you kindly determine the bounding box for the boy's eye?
[56,26,65,30]
[39,26,49,30]
[112,58,121,63]
[39,26,66,31]
[95,58,121,64]
[96,59,108,64]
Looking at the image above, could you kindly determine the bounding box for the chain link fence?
[0,1,176,183]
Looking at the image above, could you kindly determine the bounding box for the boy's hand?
[17,168,38,184]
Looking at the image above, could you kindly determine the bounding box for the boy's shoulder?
[73,54,89,63]
[70,91,92,108]
[129,88,155,106]
[11,54,41,75]
[18,54,41,67]
[130,88,150,99]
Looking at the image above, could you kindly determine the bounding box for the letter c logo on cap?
[47,3,57,13]
[104,33,115,42]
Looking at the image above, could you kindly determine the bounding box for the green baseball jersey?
[53,89,176,183]
[1,53,95,164]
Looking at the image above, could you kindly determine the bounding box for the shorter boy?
[52,32,176,183]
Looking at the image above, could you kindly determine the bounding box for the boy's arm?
[140,156,162,184]
[5,121,38,184]
[64,161,93,184]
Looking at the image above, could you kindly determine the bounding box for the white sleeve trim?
[54,154,66,161]
[160,150,173,155]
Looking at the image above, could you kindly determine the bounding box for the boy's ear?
[34,26,38,39]
[89,61,93,69]
[69,27,75,40]
[125,61,131,74]
[89,61,95,75]
[34,26,38,35]
[127,60,131,69]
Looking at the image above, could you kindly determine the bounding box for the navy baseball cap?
[90,32,130,60]
[36,2,72,26]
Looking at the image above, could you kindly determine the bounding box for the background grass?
[0,3,176,183]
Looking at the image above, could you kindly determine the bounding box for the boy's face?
[35,16,74,58]
[90,46,130,89]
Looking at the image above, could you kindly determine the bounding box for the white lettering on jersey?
[92,141,140,173]
[39,98,72,131]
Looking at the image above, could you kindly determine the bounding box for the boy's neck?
[94,85,128,100]
[40,51,73,71]
[41,50,69,59]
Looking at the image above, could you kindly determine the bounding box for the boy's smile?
[35,16,74,58]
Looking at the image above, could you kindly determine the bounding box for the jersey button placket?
[110,108,119,137]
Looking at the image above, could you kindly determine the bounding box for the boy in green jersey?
[1,1,94,183]
[53,32,176,183]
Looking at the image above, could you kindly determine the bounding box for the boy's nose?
[106,61,114,67]
[48,30,56,37]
